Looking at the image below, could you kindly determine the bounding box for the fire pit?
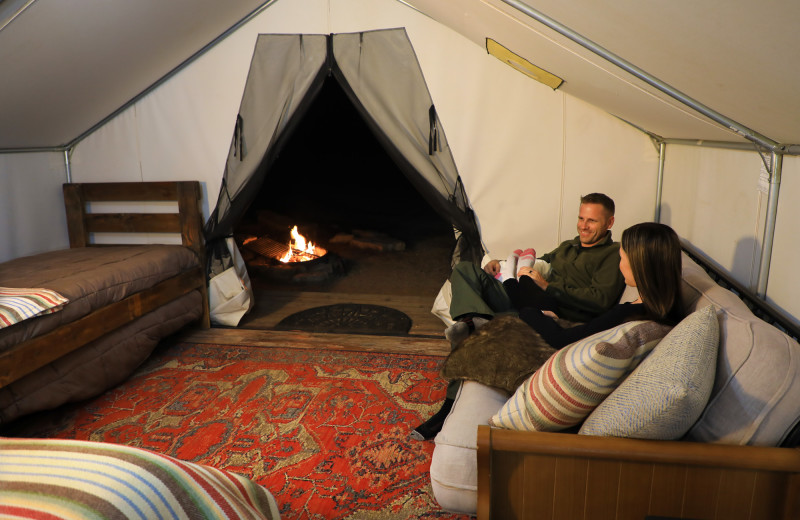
[240,225,342,283]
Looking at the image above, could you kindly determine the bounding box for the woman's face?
[619,247,636,287]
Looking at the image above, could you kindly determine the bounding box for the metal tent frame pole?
[64,148,72,183]
[661,139,760,152]
[757,151,783,297]
[652,140,784,298]
[655,141,665,223]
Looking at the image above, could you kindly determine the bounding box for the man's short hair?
[580,193,615,216]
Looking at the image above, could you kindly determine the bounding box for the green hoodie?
[539,232,625,322]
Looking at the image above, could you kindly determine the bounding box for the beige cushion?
[430,381,509,514]
[681,255,800,446]
[490,320,672,432]
[580,305,719,439]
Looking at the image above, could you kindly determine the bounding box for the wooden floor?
[180,290,452,357]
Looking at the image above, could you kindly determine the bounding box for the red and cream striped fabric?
[0,437,281,519]
[491,320,673,432]
[0,287,69,329]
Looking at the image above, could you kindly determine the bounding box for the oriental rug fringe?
[6,341,470,520]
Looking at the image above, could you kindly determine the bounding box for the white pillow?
[580,305,719,439]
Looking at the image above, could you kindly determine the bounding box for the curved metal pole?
[64,148,72,183]
[661,138,758,152]
[756,152,783,298]
[655,141,665,222]
[0,0,37,33]
[501,0,783,152]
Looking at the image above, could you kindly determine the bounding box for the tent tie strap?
[429,105,440,155]
[234,114,245,159]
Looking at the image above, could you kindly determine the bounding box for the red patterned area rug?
[6,342,471,520]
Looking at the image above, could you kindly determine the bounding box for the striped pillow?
[490,320,672,432]
[0,437,281,519]
[0,286,69,329]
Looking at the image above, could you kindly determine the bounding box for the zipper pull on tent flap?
[429,105,440,155]
[233,114,245,160]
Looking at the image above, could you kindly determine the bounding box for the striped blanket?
[0,287,69,329]
[0,437,280,519]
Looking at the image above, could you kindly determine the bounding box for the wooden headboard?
[63,181,205,262]
[61,180,210,329]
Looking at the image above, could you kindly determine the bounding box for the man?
[446,192,625,344]
[410,193,625,441]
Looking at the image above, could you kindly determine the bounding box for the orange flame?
[279,226,322,263]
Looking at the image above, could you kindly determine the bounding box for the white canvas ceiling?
[1,0,799,152]
[0,0,267,150]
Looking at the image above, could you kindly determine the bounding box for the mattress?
[0,245,200,350]
[0,290,202,423]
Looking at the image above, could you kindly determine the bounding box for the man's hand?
[518,267,549,290]
[483,260,501,277]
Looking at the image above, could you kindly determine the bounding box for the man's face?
[577,203,614,247]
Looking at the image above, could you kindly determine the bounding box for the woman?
[411,222,684,441]
[513,221,685,348]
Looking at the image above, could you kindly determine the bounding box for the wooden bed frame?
[0,181,209,390]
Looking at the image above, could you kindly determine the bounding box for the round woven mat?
[275,303,412,335]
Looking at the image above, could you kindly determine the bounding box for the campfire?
[279,226,326,263]
[241,225,327,264]
[235,215,403,284]
[238,223,340,284]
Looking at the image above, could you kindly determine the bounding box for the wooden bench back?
[477,425,800,520]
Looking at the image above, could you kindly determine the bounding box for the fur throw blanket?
[440,315,578,394]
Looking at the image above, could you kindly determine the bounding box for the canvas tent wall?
[1,0,799,327]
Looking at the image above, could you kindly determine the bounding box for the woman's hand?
[517,267,549,290]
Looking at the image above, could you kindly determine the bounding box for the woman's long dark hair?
[621,222,684,325]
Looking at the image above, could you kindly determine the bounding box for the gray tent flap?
[206,34,328,240]
[332,30,458,200]
[331,29,481,263]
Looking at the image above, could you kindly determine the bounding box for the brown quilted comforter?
[0,245,202,423]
